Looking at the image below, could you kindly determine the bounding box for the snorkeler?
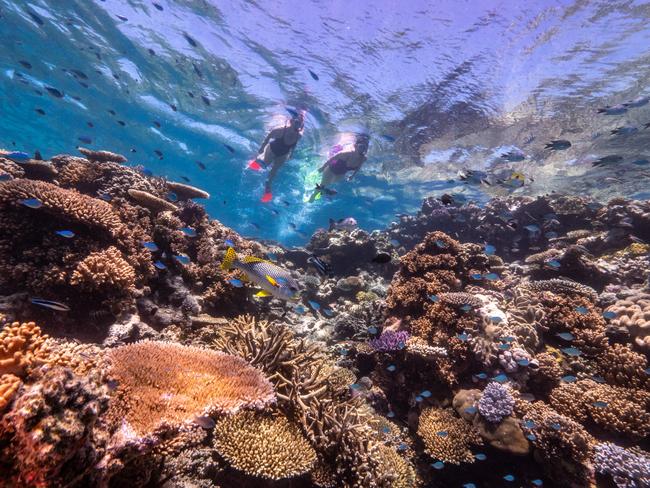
[251,112,305,202]
[309,134,369,202]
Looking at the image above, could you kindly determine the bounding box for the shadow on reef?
[0,147,648,488]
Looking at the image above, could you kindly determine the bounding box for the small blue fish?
[381,134,396,142]
[142,168,153,177]
[463,484,476,488]
[387,364,397,372]
[592,375,606,383]
[421,390,432,398]
[387,411,395,418]
[415,395,423,402]
[457,332,469,341]
[432,461,444,470]
[339,348,348,356]
[550,422,562,431]
[173,254,191,265]
[646,368,650,375]
[498,343,510,350]
[532,480,543,486]
[631,159,650,166]
[181,227,196,237]
[503,474,515,482]
[323,308,334,317]
[166,192,178,202]
[561,375,577,383]
[350,383,361,390]
[526,433,536,441]
[266,252,277,261]
[465,406,478,415]
[308,300,320,311]
[428,294,439,302]
[502,336,515,343]
[0,173,12,181]
[397,443,408,452]
[556,332,574,341]
[523,420,536,429]
[483,272,499,281]
[545,260,561,269]
[517,359,530,367]
[524,224,541,233]
[545,231,559,239]
[474,373,488,380]
[436,431,448,437]
[484,244,496,255]
[575,306,588,315]
[470,273,483,280]
[97,192,112,201]
[225,239,235,247]
[474,453,486,461]
[561,347,582,357]
[592,401,608,408]
[19,198,43,209]
[229,278,243,288]
[602,311,616,319]
[5,151,30,160]
[154,260,167,270]
[460,304,472,312]
[490,316,503,323]
[389,239,400,247]
[142,241,159,251]
[367,326,378,334]
[30,298,70,312]
[380,426,390,433]
[435,239,448,249]
[493,373,507,383]
[55,230,75,238]
[294,305,306,314]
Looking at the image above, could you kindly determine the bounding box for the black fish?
[308,69,319,81]
[180,176,190,182]
[371,252,392,264]
[223,143,235,154]
[439,193,454,206]
[593,155,623,167]
[70,69,88,79]
[108,109,116,115]
[19,60,32,69]
[34,150,42,160]
[187,91,194,98]
[251,222,260,230]
[35,108,45,115]
[153,121,161,128]
[78,81,88,88]
[27,10,44,25]
[501,150,525,162]
[45,86,64,98]
[197,161,206,170]
[116,14,128,21]
[130,148,137,153]
[154,149,163,157]
[201,95,211,106]
[281,200,290,207]
[78,136,92,144]
[148,48,156,56]
[87,121,94,128]
[193,63,203,78]
[644,122,650,129]
[545,140,571,150]
[153,2,163,11]
[117,120,125,126]
[112,73,120,80]
[71,95,81,102]
[170,103,177,111]
[183,33,198,47]
[308,255,333,277]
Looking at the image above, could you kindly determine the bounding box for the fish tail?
[221,247,238,270]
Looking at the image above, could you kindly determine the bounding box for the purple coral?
[595,442,650,488]
[477,382,514,423]
[369,329,410,352]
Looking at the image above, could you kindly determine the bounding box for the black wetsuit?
[269,132,296,156]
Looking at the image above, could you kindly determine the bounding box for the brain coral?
[417,407,482,464]
[106,341,276,436]
[213,410,316,480]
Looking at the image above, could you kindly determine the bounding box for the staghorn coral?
[78,147,127,163]
[417,407,482,464]
[0,367,109,487]
[106,340,276,437]
[127,188,177,213]
[0,321,51,377]
[0,373,20,412]
[404,336,447,359]
[477,382,514,423]
[606,290,650,351]
[594,442,650,488]
[213,410,316,480]
[166,181,210,200]
[70,246,136,294]
[549,380,650,440]
[374,444,418,488]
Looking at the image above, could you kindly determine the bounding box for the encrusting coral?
[105,340,276,436]
[212,409,316,480]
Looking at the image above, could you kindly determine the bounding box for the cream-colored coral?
[405,336,447,359]
[0,321,51,376]
[166,181,210,200]
[0,373,20,411]
[417,407,482,464]
[127,189,176,212]
[213,410,316,480]
[70,246,136,293]
[78,147,127,163]
[374,444,419,488]
[607,291,650,351]
[106,340,275,436]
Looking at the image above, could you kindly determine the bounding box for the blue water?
[1,0,649,245]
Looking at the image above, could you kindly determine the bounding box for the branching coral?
[213,410,316,480]
[70,246,136,294]
[594,442,650,488]
[0,373,20,412]
[478,382,514,423]
[106,340,276,436]
[369,330,410,351]
[417,407,482,464]
[0,321,51,376]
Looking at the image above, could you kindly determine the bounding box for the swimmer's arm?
[319,151,353,172]
[258,128,283,153]
[346,156,366,181]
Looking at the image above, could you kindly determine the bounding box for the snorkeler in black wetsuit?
[252,113,304,202]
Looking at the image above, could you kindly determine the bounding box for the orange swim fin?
[248,160,262,171]
[261,192,273,203]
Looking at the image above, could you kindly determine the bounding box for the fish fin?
[242,255,269,264]
[266,275,278,287]
[221,247,238,270]
[255,290,272,297]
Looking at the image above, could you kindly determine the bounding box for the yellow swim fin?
[221,247,238,270]
[255,290,272,297]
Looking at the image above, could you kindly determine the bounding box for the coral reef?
[417,407,483,464]
[594,442,650,488]
[477,382,515,423]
